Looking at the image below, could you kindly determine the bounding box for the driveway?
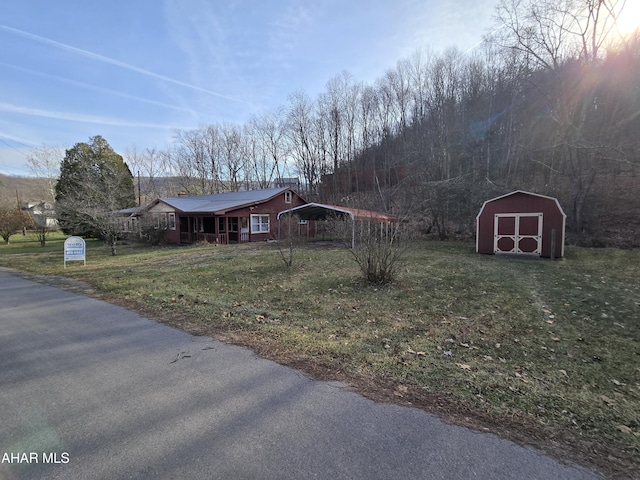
[0,270,601,479]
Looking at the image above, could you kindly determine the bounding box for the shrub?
[328,216,406,284]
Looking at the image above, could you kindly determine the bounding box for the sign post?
[63,236,86,268]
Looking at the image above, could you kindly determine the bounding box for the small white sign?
[64,236,86,268]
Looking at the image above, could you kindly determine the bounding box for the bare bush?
[327,215,405,284]
[138,214,168,246]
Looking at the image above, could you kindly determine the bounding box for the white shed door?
[494,213,543,255]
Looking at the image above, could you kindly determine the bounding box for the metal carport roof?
[277,202,397,222]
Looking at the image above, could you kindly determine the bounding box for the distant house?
[25,202,58,229]
[476,190,566,258]
[131,187,310,245]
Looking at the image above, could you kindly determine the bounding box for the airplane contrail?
[0,61,217,117]
[0,102,195,130]
[0,24,246,104]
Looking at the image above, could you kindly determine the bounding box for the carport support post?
[352,216,355,249]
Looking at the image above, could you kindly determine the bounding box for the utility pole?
[15,189,26,235]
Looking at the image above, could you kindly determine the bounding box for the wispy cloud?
[0,61,215,118]
[0,131,36,148]
[268,4,314,61]
[0,23,246,104]
[0,133,37,175]
[162,0,236,98]
[0,102,193,130]
[163,0,318,110]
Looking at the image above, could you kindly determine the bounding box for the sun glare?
[615,1,640,38]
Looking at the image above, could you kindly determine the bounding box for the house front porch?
[178,215,250,245]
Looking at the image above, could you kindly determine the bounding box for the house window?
[284,191,292,204]
[155,214,165,229]
[124,217,135,232]
[168,213,176,230]
[251,214,270,233]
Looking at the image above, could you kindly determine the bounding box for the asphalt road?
[0,269,602,480]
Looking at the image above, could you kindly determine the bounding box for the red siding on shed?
[476,191,566,258]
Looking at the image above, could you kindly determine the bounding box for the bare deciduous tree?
[27,144,63,203]
[251,108,290,187]
[287,91,328,197]
[0,207,32,244]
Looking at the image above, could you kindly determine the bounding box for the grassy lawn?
[0,231,103,254]
[1,238,638,476]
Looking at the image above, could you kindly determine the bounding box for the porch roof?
[115,206,145,215]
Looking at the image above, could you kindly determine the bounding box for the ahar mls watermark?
[1,452,70,464]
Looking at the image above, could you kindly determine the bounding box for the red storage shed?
[476,191,566,258]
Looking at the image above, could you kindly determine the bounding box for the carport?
[277,202,397,248]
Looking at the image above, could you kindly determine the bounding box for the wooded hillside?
[330,43,640,247]
[0,174,54,208]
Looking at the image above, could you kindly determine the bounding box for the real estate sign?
[64,236,86,268]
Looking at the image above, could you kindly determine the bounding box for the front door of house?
[240,217,249,242]
[494,213,543,255]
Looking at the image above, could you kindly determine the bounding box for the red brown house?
[142,187,309,245]
[476,190,566,258]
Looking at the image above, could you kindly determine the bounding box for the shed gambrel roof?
[476,190,567,219]
[154,187,294,214]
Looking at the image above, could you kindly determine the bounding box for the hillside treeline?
[343,39,640,247]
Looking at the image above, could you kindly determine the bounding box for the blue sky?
[0,0,498,176]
